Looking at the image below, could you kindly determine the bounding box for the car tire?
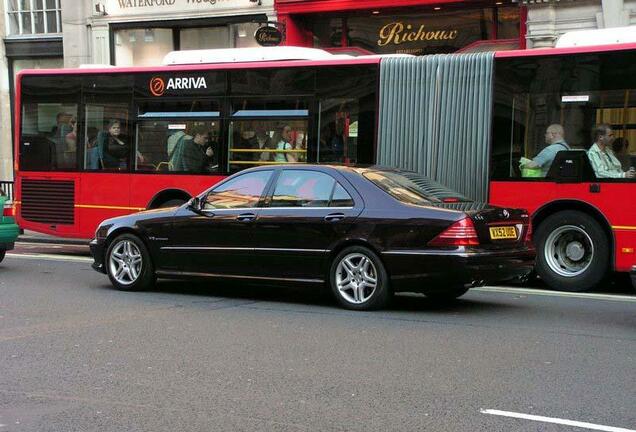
[106,234,155,291]
[0,249,5,263]
[159,199,186,208]
[535,211,609,292]
[329,246,391,311]
[425,285,470,302]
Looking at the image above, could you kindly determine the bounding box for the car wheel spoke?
[335,253,379,305]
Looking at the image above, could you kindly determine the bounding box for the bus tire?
[158,199,186,208]
[535,210,609,292]
[329,246,391,311]
[106,234,155,292]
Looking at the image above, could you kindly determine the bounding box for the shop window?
[228,99,309,173]
[114,28,174,66]
[135,100,221,174]
[497,6,520,40]
[6,0,61,36]
[233,23,262,49]
[492,51,636,181]
[181,27,229,50]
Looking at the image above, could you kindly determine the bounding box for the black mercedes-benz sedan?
[90,165,535,310]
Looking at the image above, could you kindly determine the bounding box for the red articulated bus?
[14,45,636,292]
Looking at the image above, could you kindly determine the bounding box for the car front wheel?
[106,234,155,291]
[329,246,391,310]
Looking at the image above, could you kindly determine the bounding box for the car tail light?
[428,217,480,247]
[3,203,15,217]
[524,222,533,243]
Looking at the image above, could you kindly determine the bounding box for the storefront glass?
[307,6,519,55]
[114,28,174,66]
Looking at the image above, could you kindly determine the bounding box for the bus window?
[316,66,377,165]
[228,99,309,173]
[230,68,315,96]
[19,75,81,171]
[84,104,131,171]
[492,51,636,181]
[135,100,221,173]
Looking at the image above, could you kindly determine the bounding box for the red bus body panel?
[490,181,636,273]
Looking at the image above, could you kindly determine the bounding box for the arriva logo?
[149,76,208,96]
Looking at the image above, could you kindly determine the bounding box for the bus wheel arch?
[147,189,191,210]
[532,200,613,292]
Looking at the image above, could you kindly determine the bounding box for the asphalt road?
[0,253,634,432]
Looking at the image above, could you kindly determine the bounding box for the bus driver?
[521,124,570,177]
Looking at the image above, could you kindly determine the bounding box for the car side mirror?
[187,196,203,213]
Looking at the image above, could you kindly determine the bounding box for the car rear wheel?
[330,246,391,310]
[0,250,5,263]
[158,199,186,208]
[425,285,470,302]
[106,234,155,291]
[535,211,609,292]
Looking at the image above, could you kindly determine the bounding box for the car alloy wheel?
[330,246,390,310]
[109,239,143,286]
[335,252,378,304]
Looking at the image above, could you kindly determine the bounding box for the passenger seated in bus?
[57,118,77,169]
[588,124,635,179]
[250,124,273,162]
[273,124,297,163]
[94,120,130,169]
[167,130,191,171]
[520,124,569,177]
[170,125,215,173]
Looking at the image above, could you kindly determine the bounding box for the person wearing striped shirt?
[587,124,635,179]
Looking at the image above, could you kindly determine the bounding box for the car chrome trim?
[200,206,354,213]
[382,249,533,257]
[155,270,324,284]
[160,246,330,253]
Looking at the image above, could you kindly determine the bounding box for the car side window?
[204,170,272,210]
[270,170,337,208]
[330,183,354,207]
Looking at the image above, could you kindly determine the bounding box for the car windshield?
[362,169,470,205]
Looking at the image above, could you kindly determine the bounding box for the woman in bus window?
[96,119,130,169]
[273,124,297,163]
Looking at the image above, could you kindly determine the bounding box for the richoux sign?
[98,0,270,16]
[254,26,283,47]
[377,22,459,47]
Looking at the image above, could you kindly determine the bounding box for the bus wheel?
[158,199,186,208]
[106,234,155,291]
[535,211,609,292]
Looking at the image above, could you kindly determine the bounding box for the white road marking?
[481,409,636,432]
[6,253,92,263]
[474,286,636,303]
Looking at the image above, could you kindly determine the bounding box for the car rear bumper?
[381,247,535,293]
[90,238,107,274]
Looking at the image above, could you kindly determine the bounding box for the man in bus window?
[588,124,635,179]
[172,125,215,173]
[520,124,569,177]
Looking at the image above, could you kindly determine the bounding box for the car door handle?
[236,213,256,222]
[324,212,345,222]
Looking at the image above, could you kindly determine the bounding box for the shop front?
[90,0,276,66]
[275,0,525,55]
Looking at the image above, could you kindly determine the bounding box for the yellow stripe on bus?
[75,204,146,211]
[612,225,636,231]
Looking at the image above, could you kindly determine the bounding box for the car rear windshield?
[362,170,470,205]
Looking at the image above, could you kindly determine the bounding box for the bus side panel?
[490,180,636,273]
[78,172,131,238]
[129,174,226,209]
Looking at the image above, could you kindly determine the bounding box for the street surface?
[0,242,634,432]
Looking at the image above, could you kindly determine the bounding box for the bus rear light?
[428,217,480,247]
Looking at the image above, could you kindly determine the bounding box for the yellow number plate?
[489,226,518,240]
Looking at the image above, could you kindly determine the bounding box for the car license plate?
[489,226,517,240]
